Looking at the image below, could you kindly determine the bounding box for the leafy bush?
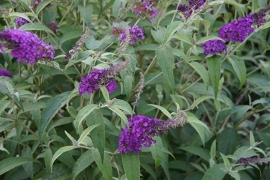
[0,0,270,179]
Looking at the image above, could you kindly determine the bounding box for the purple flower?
[79,62,128,95]
[251,6,270,26]
[0,29,55,65]
[133,1,158,22]
[218,15,255,42]
[0,69,12,77]
[188,0,206,9]
[177,4,191,19]
[118,115,186,154]
[237,157,270,167]
[200,40,227,55]
[16,17,29,28]
[46,21,59,33]
[119,25,145,45]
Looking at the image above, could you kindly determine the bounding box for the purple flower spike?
[119,26,145,44]
[79,61,129,95]
[188,0,206,9]
[0,69,12,77]
[0,29,55,65]
[200,40,227,55]
[16,17,29,28]
[118,115,186,154]
[133,1,158,22]
[218,15,255,42]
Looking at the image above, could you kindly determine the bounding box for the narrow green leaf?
[0,157,39,175]
[75,104,98,131]
[60,31,84,45]
[36,0,52,15]
[92,149,112,180]
[0,101,10,115]
[207,56,221,99]
[180,146,211,161]
[150,137,163,168]
[196,35,224,45]
[72,150,94,180]
[78,5,93,27]
[78,124,100,143]
[113,99,133,115]
[20,22,55,35]
[100,86,110,101]
[228,56,246,89]
[109,106,128,125]
[156,47,175,92]
[124,75,133,96]
[202,164,226,180]
[39,91,70,140]
[249,131,255,146]
[190,95,212,109]
[229,171,241,180]
[262,21,270,29]
[86,109,105,161]
[210,140,217,159]
[44,148,52,173]
[122,153,140,180]
[22,146,33,178]
[220,153,231,170]
[163,21,183,45]
[151,27,166,44]
[85,36,103,50]
[8,12,33,22]
[148,104,172,119]
[50,146,75,171]
[189,62,210,87]
[172,34,192,45]
[188,116,210,145]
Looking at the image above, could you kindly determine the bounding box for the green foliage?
[1,0,270,179]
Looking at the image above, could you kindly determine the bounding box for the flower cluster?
[118,25,145,45]
[200,40,227,55]
[219,15,255,43]
[31,0,42,9]
[0,69,12,77]
[79,62,128,95]
[16,17,29,28]
[133,1,158,22]
[0,29,54,65]
[118,115,186,154]
[237,157,270,167]
[46,21,59,33]
[178,0,205,19]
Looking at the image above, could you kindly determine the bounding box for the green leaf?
[233,146,257,159]
[113,99,133,115]
[156,47,175,92]
[190,95,212,109]
[220,153,231,170]
[8,12,34,22]
[148,104,172,119]
[135,44,159,51]
[207,56,221,99]
[229,171,241,180]
[249,131,255,146]
[150,136,163,168]
[20,22,55,35]
[39,91,70,140]
[92,149,112,180]
[188,116,210,145]
[163,21,183,45]
[75,104,98,132]
[85,36,103,50]
[151,27,166,44]
[109,106,128,125]
[78,124,100,143]
[60,31,84,45]
[44,148,53,173]
[0,157,39,175]
[218,128,238,155]
[189,62,210,87]
[78,5,93,27]
[112,0,127,18]
[122,153,140,180]
[124,75,133,96]
[36,0,52,15]
[42,164,71,180]
[262,21,270,30]
[227,56,246,89]
[86,109,105,161]
[72,150,94,180]
[196,35,224,45]
[100,86,110,101]
[22,146,34,178]
[50,146,75,170]
[210,140,217,159]
[0,100,10,115]
[202,164,226,180]
[180,146,211,161]
[172,34,192,45]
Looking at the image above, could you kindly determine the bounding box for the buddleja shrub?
[0,0,270,179]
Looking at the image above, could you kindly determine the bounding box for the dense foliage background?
[1,0,270,179]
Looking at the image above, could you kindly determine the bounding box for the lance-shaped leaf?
[122,153,140,180]
[207,56,221,99]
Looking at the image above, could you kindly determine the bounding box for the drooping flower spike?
[0,29,54,65]
[0,69,12,77]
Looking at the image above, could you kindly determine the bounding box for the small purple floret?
[200,40,227,55]
[0,69,12,77]
[16,17,29,28]
[119,25,145,44]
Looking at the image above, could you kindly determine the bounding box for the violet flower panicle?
[0,69,12,77]
[200,40,227,55]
